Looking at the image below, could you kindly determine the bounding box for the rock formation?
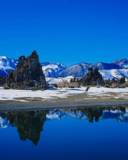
[5,51,47,90]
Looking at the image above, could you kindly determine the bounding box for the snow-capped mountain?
[43,62,128,80]
[0,56,17,69]
[100,69,128,80]
[42,62,66,77]
[114,58,128,69]
[60,63,90,78]
[0,56,17,77]
[0,56,128,81]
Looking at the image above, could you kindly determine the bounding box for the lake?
[0,106,128,160]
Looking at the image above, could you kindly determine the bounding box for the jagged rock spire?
[5,51,47,90]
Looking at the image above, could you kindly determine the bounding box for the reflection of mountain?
[102,108,128,122]
[46,109,85,120]
[46,107,127,123]
[0,117,9,128]
[0,106,128,145]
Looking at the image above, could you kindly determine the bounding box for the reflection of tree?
[0,110,47,145]
[81,108,103,122]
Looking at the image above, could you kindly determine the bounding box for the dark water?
[0,106,128,160]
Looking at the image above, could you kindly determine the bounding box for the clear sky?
[0,0,127,64]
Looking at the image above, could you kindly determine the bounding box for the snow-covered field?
[0,87,128,102]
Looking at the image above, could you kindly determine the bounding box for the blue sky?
[0,0,127,64]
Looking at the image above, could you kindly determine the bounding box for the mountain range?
[0,56,128,80]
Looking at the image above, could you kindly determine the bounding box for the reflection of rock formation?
[0,111,47,145]
[0,106,128,145]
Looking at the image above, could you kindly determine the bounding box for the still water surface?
[0,106,128,160]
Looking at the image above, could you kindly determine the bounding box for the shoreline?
[0,87,128,111]
[0,97,128,111]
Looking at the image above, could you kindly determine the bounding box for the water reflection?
[0,110,48,145]
[0,106,127,145]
